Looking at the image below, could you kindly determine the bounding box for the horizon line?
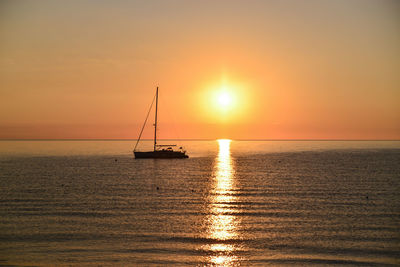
[0,138,399,142]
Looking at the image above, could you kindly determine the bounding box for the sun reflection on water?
[205,139,241,266]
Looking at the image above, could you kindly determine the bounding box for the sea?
[0,140,399,266]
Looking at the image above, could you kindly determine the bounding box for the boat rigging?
[133,87,189,159]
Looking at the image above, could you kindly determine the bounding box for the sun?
[217,92,232,107]
[198,78,250,123]
[215,89,235,110]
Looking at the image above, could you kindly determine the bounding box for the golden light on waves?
[205,139,241,266]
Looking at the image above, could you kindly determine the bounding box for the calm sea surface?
[0,140,399,266]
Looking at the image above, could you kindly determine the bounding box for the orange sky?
[0,0,399,139]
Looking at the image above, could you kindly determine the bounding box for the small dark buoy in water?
[191,189,195,192]
[156,186,159,190]
[366,195,369,200]
[115,159,118,162]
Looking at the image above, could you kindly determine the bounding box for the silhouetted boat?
[133,87,189,159]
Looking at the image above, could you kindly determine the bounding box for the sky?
[0,0,399,139]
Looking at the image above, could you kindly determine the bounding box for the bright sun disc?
[217,92,232,107]
[199,78,249,123]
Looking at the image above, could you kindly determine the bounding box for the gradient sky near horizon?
[0,0,399,139]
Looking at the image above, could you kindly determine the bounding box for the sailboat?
[133,87,189,159]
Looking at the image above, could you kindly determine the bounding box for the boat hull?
[134,151,189,159]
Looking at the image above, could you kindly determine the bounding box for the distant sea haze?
[0,140,399,266]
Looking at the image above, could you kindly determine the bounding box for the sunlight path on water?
[205,139,242,266]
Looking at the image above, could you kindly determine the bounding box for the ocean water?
[0,140,399,266]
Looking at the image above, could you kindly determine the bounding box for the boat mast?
[154,87,158,151]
